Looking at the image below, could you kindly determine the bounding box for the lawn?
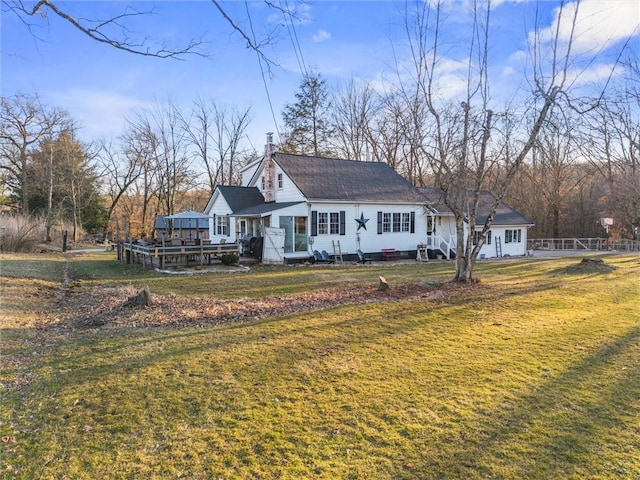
[0,251,638,479]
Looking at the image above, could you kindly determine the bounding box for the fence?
[528,238,640,252]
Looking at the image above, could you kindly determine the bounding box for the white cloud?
[47,89,145,140]
[535,0,640,55]
[564,62,625,86]
[312,29,331,43]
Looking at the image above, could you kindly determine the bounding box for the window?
[277,173,283,189]
[383,213,392,232]
[402,213,411,232]
[311,211,346,236]
[473,230,492,246]
[392,213,401,232]
[378,211,415,234]
[505,229,521,243]
[318,212,328,235]
[330,212,340,234]
[216,216,228,236]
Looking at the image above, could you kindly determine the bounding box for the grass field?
[1,251,638,479]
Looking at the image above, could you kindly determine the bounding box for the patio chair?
[321,250,335,263]
[357,249,372,264]
[313,250,334,263]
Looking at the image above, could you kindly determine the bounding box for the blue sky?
[2,1,639,147]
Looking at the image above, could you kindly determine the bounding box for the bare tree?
[525,113,582,237]
[133,102,196,232]
[4,0,203,58]
[401,0,609,282]
[121,116,162,237]
[330,79,379,162]
[4,0,290,63]
[582,58,640,239]
[96,138,144,240]
[181,98,252,192]
[0,93,67,213]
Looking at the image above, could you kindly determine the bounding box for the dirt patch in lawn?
[35,279,467,331]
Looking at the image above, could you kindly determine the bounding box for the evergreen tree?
[31,130,106,239]
[281,72,334,157]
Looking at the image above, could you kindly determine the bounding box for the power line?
[281,0,308,77]
[244,1,281,141]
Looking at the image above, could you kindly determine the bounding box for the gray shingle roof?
[273,153,426,204]
[233,201,305,216]
[217,186,265,213]
[419,188,533,226]
[475,191,533,226]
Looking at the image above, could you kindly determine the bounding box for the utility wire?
[281,0,308,77]
[244,0,281,141]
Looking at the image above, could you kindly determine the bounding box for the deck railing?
[120,240,240,268]
[425,234,456,259]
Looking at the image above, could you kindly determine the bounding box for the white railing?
[426,234,456,259]
[528,238,640,252]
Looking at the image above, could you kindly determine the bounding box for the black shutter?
[377,212,383,234]
[212,214,217,235]
[226,216,230,237]
[311,211,318,236]
[339,211,346,235]
[410,212,415,233]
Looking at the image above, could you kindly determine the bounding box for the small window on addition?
[277,173,283,189]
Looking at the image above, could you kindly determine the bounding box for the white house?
[204,136,533,263]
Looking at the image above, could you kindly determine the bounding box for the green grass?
[1,252,639,479]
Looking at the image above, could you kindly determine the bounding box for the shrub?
[220,253,239,266]
[0,214,44,252]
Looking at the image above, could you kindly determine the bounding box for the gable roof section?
[273,153,426,204]
[217,186,265,213]
[420,187,452,215]
[233,201,304,216]
[419,188,533,226]
[475,191,533,226]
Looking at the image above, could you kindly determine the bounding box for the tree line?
[2,3,638,277]
[2,60,638,243]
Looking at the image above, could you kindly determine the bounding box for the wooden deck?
[120,240,240,269]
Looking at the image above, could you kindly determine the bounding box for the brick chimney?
[263,132,276,202]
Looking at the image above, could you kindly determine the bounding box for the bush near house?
[220,252,239,266]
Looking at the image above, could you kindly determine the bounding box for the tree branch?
[5,0,205,59]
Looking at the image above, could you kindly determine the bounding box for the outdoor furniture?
[313,250,334,263]
[381,248,400,261]
[357,249,372,264]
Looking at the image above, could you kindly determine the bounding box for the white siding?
[207,195,236,243]
[305,203,428,258]
[249,161,306,203]
[475,226,528,258]
[241,159,262,186]
[273,165,306,202]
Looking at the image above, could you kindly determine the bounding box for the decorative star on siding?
[355,212,369,231]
